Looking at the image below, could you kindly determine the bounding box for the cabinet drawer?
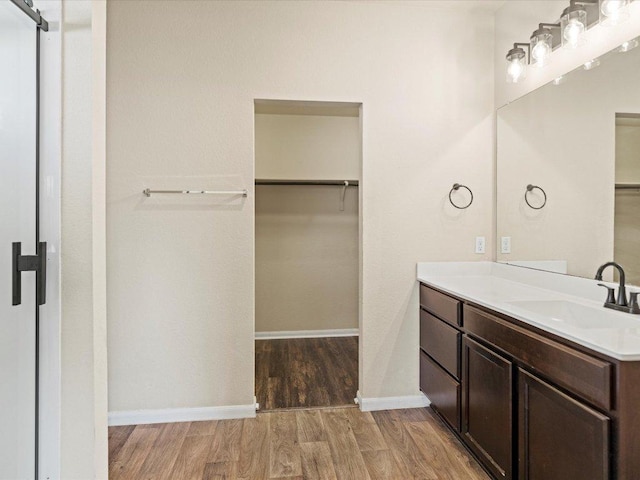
[420,350,460,431]
[464,305,612,410]
[420,309,461,379]
[419,284,461,327]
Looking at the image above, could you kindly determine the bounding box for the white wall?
[106,0,496,415]
[255,113,359,333]
[61,0,108,478]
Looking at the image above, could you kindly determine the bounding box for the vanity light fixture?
[506,43,530,83]
[530,23,560,67]
[619,37,639,52]
[600,0,630,25]
[583,57,601,69]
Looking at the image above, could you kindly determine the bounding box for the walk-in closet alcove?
[254,100,361,411]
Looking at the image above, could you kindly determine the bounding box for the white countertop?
[417,262,640,361]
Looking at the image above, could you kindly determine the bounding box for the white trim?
[108,403,258,427]
[355,391,430,412]
[255,328,359,340]
[37,1,62,477]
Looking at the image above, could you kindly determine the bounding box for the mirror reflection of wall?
[496,39,640,281]
[614,115,640,286]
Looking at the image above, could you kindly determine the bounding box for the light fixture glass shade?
[561,5,587,49]
[600,0,630,26]
[506,48,527,83]
[530,28,553,67]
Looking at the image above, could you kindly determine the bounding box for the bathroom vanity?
[417,262,640,480]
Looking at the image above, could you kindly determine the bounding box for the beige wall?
[106,0,495,413]
[496,45,640,278]
[615,119,640,286]
[255,113,359,333]
[61,0,108,478]
[255,184,359,332]
[255,113,360,180]
[616,119,640,182]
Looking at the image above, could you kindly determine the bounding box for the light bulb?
[530,27,553,68]
[561,6,587,49]
[507,58,525,83]
[564,19,584,47]
[552,76,565,86]
[602,0,625,15]
[532,42,552,65]
[601,0,630,25]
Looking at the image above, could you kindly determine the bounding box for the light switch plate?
[501,236,511,254]
[475,236,486,254]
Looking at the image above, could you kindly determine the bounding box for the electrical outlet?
[475,236,486,254]
[501,236,511,254]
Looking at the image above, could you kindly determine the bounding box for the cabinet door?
[463,336,513,480]
[518,368,610,480]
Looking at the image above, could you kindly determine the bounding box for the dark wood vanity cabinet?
[419,282,640,480]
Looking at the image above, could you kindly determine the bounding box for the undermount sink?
[507,300,640,330]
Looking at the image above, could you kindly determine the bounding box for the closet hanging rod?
[143,188,248,197]
[615,183,640,190]
[255,179,359,186]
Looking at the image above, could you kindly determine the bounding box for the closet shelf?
[255,179,359,186]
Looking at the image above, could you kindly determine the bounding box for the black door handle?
[12,242,47,306]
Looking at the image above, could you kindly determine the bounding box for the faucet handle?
[597,283,616,305]
[629,292,640,314]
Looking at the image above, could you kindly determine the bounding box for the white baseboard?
[355,391,430,412]
[255,328,359,340]
[108,403,257,427]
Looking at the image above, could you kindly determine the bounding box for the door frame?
[37,1,62,477]
[251,98,364,408]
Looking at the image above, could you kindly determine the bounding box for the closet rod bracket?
[340,181,349,211]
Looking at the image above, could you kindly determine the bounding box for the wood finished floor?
[255,337,358,411]
[109,407,490,480]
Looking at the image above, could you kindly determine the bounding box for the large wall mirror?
[496,38,640,284]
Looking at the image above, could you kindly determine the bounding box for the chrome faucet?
[595,262,640,314]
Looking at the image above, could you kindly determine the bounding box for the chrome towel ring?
[525,184,547,210]
[449,183,473,209]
